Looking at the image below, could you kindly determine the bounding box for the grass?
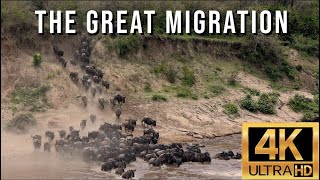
[181,66,196,87]
[152,94,167,102]
[153,63,177,84]
[144,83,152,93]
[11,85,50,112]
[208,85,225,97]
[223,103,239,116]
[174,86,198,100]
[243,87,260,96]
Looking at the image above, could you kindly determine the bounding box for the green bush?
[240,95,258,112]
[33,52,42,66]
[117,34,141,57]
[288,95,319,114]
[257,93,279,114]
[181,66,196,86]
[224,103,239,115]
[152,94,167,101]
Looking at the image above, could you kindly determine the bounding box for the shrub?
[288,95,319,114]
[117,34,141,57]
[33,52,42,66]
[144,83,152,92]
[181,66,196,86]
[152,94,167,101]
[224,103,239,115]
[165,66,177,83]
[208,85,225,97]
[257,93,279,114]
[240,95,258,112]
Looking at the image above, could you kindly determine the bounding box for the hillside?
[1,0,319,140]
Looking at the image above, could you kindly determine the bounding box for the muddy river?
[1,133,241,179]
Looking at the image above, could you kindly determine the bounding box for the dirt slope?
[1,34,316,142]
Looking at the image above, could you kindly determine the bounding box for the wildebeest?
[70,72,78,82]
[69,126,74,134]
[69,130,80,141]
[74,50,80,61]
[114,94,126,105]
[44,142,51,152]
[77,95,88,107]
[110,98,116,107]
[91,86,96,97]
[31,135,42,151]
[115,168,125,175]
[90,114,96,124]
[45,131,55,142]
[53,45,64,57]
[98,96,107,109]
[101,80,110,90]
[58,130,66,139]
[122,121,135,132]
[96,85,102,94]
[70,59,77,66]
[80,119,87,130]
[101,161,115,171]
[122,170,136,179]
[142,117,156,127]
[116,108,122,119]
[93,76,101,84]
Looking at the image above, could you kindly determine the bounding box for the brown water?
[1,133,241,179]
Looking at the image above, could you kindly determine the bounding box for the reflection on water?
[1,134,241,179]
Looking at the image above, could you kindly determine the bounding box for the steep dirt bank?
[1,32,316,141]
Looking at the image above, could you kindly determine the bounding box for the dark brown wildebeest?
[122,170,136,179]
[80,119,87,130]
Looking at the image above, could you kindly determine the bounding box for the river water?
[1,134,241,179]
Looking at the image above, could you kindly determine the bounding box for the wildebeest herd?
[31,33,241,179]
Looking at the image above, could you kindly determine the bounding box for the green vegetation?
[243,87,260,96]
[11,85,50,112]
[117,34,141,57]
[223,103,239,116]
[144,83,152,92]
[33,52,42,66]
[288,95,319,120]
[153,63,177,84]
[208,85,225,97]
[257,93,279,114]
[166,66,177,83]
[181,66,196,86]
[240,93,279,114]
[152,94,167,102]
[176,86,198,100]
[240,95,258,113]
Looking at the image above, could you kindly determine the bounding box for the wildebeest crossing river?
[1,133,241,179]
